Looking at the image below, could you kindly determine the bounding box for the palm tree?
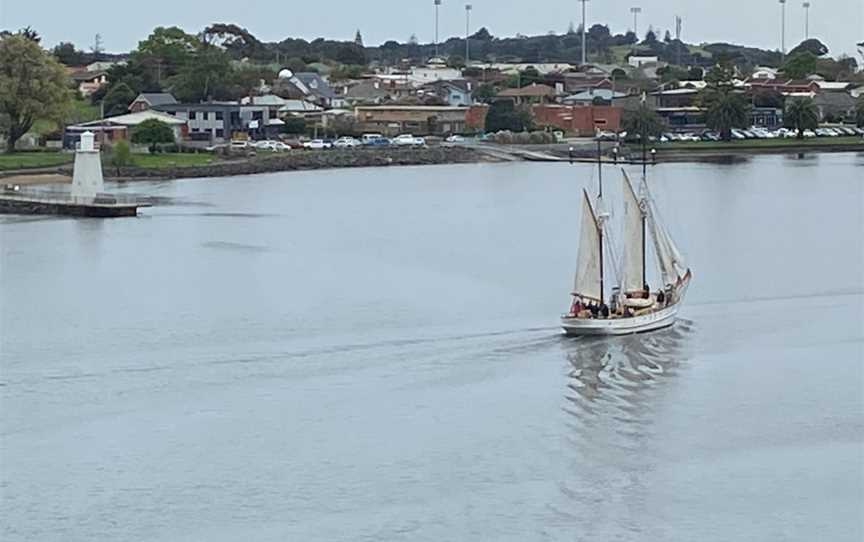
[704,91,750,141]
[785,97,819,139]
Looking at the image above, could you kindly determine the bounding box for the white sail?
[644,185,688,285]
[620,171,645,293]
[573,190,603,301]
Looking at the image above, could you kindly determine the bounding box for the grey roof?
[293,72,337,100]
[136,93,178,106]
[563,89,628,102]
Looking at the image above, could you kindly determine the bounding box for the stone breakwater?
[93,147,494,181]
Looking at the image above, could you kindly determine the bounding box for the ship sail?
[620,172,644,293]
[643,184,688,285]
[573,189,603,301]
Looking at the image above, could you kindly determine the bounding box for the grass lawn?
[0,152,74,171]
[660,136,864,150]
[130,153,219,168]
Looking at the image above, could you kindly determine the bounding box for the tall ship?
[561,150,692,336]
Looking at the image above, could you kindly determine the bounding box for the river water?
[2,153,863,541]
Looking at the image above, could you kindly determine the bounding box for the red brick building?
[532,105,622,136]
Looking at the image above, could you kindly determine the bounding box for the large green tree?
[785,97,819,138]
[781,52,818,79]
[623,104,664,139]
[168,44,233,102]
[485,100,533,133]
[701,62,750,140]
[131,119,175,153]
[0,34,71,153]
[103,82,137,117]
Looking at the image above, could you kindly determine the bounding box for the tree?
[447,55,466,70]
[704,92,750,140]
[53,42,85,66]
[485,100,533,132]
[781,52,818,79]
[701,61,750,140]
[788,38,829,58]
[644,30,658,44]
[134,27,199,83]
[687,66,704,80]
[354,30,364,47]
[168,45,233,102]
[623,104,664,139]
[664,30,673,43]
[102,82,137,116]
[785,97,818,138]
[857,97,864,128]
[474,83,497,103]
[281,116,307,135]
[0,34,71,153]
[108,140,132,173]
[623,31,638,45]
[131,119,175,153]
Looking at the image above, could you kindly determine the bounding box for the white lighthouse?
[71,131,104,200]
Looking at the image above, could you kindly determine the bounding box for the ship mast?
[640,139,648,288]
[598,140,604,305]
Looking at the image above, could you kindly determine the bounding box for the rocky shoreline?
[93,147,497,181]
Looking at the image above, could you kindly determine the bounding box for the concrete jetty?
[0,132,148,218]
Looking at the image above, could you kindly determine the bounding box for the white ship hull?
[561,276,690,336]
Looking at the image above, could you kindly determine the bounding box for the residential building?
[275,72,342,108]
[339,79,392,105]
[71,70,107,97]
[497,84,559,105]
[628,56,659,68]
[128,93,178,113]
[353,105,487,135]
[63,110,186,148]
[813,92,857,122]
[404,58,463,84]
[531,105,622,136]
[153,103,283,141]
[418,80,474,106]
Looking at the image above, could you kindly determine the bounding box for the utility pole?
[465,4,472,65]
[803,1,811,39]
[779,0,787,58]
[630,7,642,40]
[675,16,683,66]
[579,0,590,65]
[434,0,442,58]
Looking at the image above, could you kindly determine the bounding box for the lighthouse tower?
[71,131,104,200]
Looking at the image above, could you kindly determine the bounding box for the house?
[418,80,474,106]
[128,93,178,113]
[153,103,283,141]
[63,110,186,148]
[276,72,342,108]
[497,84,558,105]
[532,104,622,136]
[750,66,778,80]
[87,60,125,73]
[652,87,702,108]
[405,58,463,84]
[353,105,487,135]
[340,79,392,105]
[71,70,107,97]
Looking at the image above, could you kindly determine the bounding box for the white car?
[254,140,290,151]
[445,135,465,143]
[333,137,361,148]
[230,140,251,150]
[303,139,332,150]
[392,134,424,147]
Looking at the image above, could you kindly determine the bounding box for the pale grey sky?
[1,0,862,58]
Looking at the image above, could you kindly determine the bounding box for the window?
[215,129,224,138]
[215,112,224,121]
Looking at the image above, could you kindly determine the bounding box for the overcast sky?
[1,0,862,58]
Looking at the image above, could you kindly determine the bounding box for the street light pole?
[465,4,472,65]
[803,1,810,39]
[579,0,590,65]
[630,7,642,40]
[779,0,787,57]
[434,0,442,58]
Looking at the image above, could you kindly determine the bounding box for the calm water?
[2,153,863,541]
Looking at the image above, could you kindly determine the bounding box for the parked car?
[393,134,424,147]
[595,130,618,141]
[361,133,385,144]
[230,140,251,150]
[254,140,290,151]
[363,136,391,147]
[303,139,332,150]
[333,137,362,148]
[445,135,465,143]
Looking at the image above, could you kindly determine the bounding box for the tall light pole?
[434,0,442,58]
[630,7,642,40]
[579,0,590,65]
[803,1,811,39]
[465,4,472,65]
[779,0,787,57]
